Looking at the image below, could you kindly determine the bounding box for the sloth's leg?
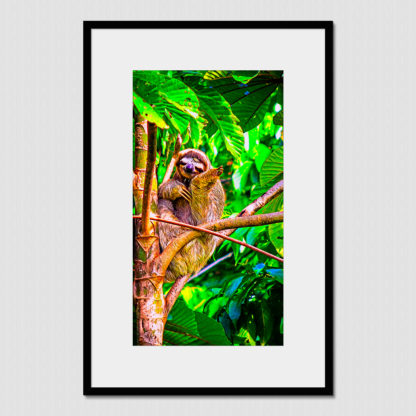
[157,199,184,250]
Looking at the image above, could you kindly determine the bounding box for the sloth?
[158,149,225,282]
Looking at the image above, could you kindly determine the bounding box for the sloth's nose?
[184,163,194,173]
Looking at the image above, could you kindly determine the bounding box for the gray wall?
[1,0,415,415]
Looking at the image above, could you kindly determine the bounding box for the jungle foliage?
[133,70,284,346]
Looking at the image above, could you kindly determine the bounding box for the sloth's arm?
[191,166,223,189]
[158,179,191,202]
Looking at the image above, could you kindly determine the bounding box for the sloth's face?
[178,156,206,179]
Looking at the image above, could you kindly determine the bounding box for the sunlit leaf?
[203,70,230,80]
[133,92,168,129]
[180,286,214,312]
[253,143,271,171]
[232,161,253,190]
[260,147,283,186]
[133,71,199,134]
[197,87,244,159]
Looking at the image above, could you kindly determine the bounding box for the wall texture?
[1,1,415,415]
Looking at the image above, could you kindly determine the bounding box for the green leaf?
[253,143,271,171]
[180,286,214,312]
[228,299,242,322]
[256,302,273,345]
[260,147,284,186]
[232,161,253,190]
[164,298,231,345]
[133,92,168,129]
[231,71,259,84]
[266,268,283,284]
[268,221,283,251]
[273,109,283,126]
[189,117,200,147]
[206,73,282,132]
[203,70,229,80]
[197,87,244,159]
[246,314,257,344]
[134,71,199,111]
[261,193,283,214]
[133,71,199,134]
[224,276,244,297]
[246,225,267,245]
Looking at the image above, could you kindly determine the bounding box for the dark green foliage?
[198,266,283,346]
[133,70,284,346]
[164,299,231,346]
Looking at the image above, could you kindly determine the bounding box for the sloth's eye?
[179,161,187,166]
[195,167,203,173]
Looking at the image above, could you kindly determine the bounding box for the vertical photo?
[132,70,284,346]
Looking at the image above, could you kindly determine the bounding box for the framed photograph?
[84,21,333,395]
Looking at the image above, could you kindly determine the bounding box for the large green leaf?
[133,71,199,134]
[189,117,201,147]
[206,72,283,132]
[134,71,199,111]
[260,147,284,186]
[196,87,244,159]
[164,298,231,345]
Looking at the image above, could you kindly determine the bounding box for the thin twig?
[187,253,233,282]
[162,134,182,184]
[140,122,157,235]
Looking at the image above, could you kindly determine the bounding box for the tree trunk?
[133,119,164,346]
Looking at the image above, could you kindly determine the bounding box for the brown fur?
[158,149,225,282]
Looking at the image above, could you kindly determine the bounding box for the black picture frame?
[83,20,334,396]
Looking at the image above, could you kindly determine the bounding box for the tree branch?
[140,122,157,235]
[217,179,284,241]
[165,274,190,314]
[158,212,283,275]
[133,215,283,262]
[162,134,182,184]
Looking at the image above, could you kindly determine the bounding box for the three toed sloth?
[158,149,225,282]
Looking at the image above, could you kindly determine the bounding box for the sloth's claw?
[180,187,192,202]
